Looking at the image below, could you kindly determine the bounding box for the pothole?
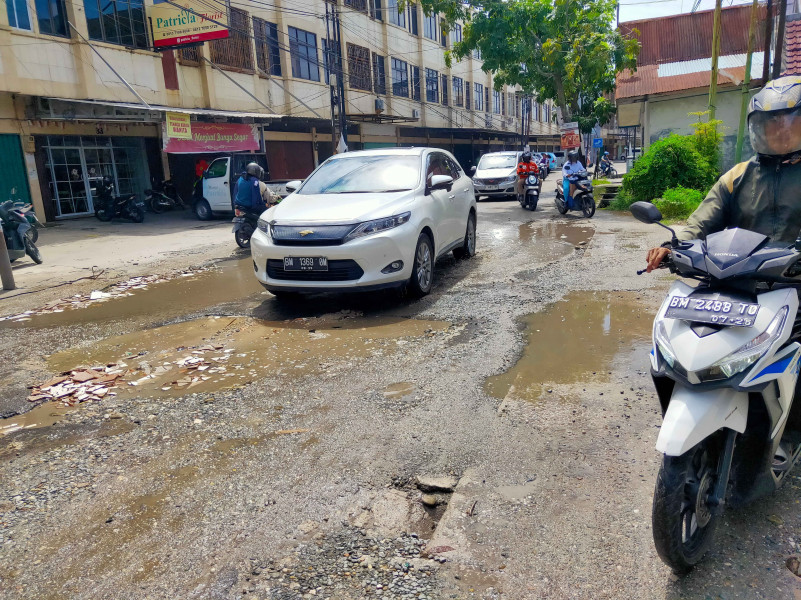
[484,291,652,402]
[787,556,801,578]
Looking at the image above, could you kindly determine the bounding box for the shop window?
[474,83,483,111]
[407,4,418,35]
[254,18,281,77]
[423,13,437,41]
[441,74,448,106]
[345,0,368,13]
[288,26,320,81]
[347,43,371,91]
[425,68,438,103]
[453,77,464,107]
[411,65,421,101]
[371,0,382,21]
[387,0,405,27]
[6,0,31,30]
[372,53,387,94]
[391,58,408,97]
[35,0,68,36]
[84,0,148,49]
[450,24,462,45]
[210,7,253,71]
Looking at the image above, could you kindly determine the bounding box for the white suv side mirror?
[285,180,302,193]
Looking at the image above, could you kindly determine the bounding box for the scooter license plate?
[665,295,760,327]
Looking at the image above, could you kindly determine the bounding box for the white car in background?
[250,147,477,298]
[471,151,521,200]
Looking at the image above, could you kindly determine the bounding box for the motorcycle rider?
[562,150,585,208]
[599,151,613,176]
[233,162,279,213]
[645,76,801,273]
[516,151,539,202]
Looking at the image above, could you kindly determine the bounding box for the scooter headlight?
[654,320,678,368]
[697,307,789,380]
[527,175,538,185]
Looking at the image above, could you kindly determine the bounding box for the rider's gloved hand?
[646,247,670,273]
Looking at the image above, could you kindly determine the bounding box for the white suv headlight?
[257,217,271,235]
[344,212,411,242]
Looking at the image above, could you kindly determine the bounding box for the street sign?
[592,138,603,148]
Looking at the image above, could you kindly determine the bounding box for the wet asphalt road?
[1,185,801,599]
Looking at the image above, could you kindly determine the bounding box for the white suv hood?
[475,168,515,179]
[267,191,416,224]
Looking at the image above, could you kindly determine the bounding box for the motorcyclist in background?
[645,76,801,273]
[599,151,613,176]
[562,150,585,208]
[516,151,539,202]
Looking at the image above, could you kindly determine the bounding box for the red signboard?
[162,122,260,154]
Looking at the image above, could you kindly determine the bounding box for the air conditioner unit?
[412,109,420,119]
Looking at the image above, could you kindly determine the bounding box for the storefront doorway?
[41,136,149,218]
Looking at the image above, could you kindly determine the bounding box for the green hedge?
[653,186,705,220]
[611,135,718,210]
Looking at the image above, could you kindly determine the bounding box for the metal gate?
[0,134,32,204]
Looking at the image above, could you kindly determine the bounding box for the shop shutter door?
[0,134,31,204]
[265,142,315,180]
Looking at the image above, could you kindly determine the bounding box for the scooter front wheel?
[24,235,43,264]
[652,440,720,573]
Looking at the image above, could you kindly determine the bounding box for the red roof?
[619,4,767,66]
[616,64,752,99]
[785,17,801,76]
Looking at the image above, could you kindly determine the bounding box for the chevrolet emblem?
[299,229,314,236]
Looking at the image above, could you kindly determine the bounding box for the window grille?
[347,43,372,91]
[210,7,254,71]
[254,18,282,76]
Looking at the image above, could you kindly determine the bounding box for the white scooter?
[518,174,540,211]
[632,201,801,573]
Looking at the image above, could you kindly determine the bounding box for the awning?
[346,113,419,124]
[41,97,282,121]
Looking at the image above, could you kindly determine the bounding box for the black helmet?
[521,151,532,162]
[567,150,579,162]
[748,76,801,157]
[245,162,264,179]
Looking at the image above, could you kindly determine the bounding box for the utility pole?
[333,5,347,150]
[772,0,788,79]
[763,0,774,81]
[325,2,337,152]
[708,0,723,120]
[735,0,760,163]
[0,241,15,291]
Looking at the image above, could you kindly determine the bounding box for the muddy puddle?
[0,257,264,329]
[483,220,593,261]
[485,291,652,402]
[3,315,447,434]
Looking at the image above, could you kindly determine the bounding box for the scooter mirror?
[630,201,663,224]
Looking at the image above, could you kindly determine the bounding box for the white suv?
[250,147,477,297]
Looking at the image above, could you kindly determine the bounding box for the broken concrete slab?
[415,475,458,493]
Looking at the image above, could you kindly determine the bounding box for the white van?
[552,151,566,168]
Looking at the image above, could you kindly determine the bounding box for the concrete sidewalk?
[2,210,236,304]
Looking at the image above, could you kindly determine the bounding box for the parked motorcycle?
[145,178,185,213]
[6,201,43,243]
[94,178,145,223]
[555,171,595,218]
[518,174,540,211]
[0,200,42,264]
[632,200,801,573]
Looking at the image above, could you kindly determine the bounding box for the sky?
[618,0,755,23]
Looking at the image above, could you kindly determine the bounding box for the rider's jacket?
[679,155,801,245]
[562,161,585,177]
[517,160,539,178]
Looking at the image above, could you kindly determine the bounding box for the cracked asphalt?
[1,183,801,600]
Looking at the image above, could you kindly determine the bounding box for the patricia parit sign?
[149,0,229,48]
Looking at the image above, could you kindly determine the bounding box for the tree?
[410,0,640,123]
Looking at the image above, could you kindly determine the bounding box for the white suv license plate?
[483,185,499,191]
[284,257,328,272]
[665,295,759,327]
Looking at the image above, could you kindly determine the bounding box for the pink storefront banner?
[162,122,260,154]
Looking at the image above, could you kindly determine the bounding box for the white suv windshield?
[478,155,516,169]
[299,155,420,194]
